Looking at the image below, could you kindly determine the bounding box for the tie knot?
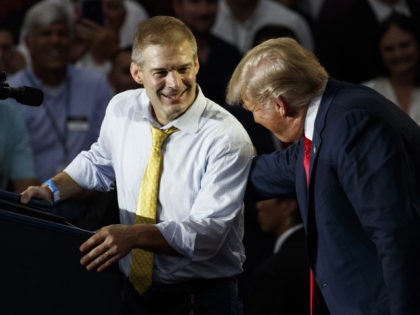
[304,136,312,156]
[151,126,178,149]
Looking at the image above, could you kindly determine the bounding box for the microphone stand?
[0,70,11,100]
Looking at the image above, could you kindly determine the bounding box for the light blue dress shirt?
[65,88,254,283]
[0,100,35,190]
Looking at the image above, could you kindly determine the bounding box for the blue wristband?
[43,179,60,204]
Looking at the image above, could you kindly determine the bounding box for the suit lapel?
[303,78,342,265]
[309,78,342,187]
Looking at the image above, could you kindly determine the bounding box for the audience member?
[140,0,175,16]
[0,0,38,42]
[9,1,112,224]
[0,25,26,75]
[234,22,301,151]
[318,0,355,18]
[107,45,138,94]
[21,16,254,314]
[244,196,309,315]
[0,98,37,193]
[226,36,420,315]
[363,12,420,125]
[212,0,314,54]
[252,23,298,47]
[16,0,75,67]
[272,0,315,28]
[316,0,420,83]
[173,0,243,105]
[277,0,336,22]
[71,0,148,74]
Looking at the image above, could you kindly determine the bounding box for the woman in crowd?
[363,12,420,125]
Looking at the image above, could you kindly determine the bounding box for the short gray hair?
[131,16,197,67]
[21,0,73,38]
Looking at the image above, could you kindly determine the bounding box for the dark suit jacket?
[197,34,242,106]
[244,227,309,315]
[248,78,420,315]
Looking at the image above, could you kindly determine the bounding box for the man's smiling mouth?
[161,89,187,102]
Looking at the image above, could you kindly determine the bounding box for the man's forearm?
[45,171,84,202]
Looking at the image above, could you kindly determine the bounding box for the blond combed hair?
[131,15,197,67]
[226,38,328,114]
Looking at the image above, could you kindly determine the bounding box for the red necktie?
[303,136,317,315]
[304,137,311,185]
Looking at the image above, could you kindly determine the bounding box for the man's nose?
[166,71,181,88]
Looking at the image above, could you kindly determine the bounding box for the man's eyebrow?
[150,63,193,72]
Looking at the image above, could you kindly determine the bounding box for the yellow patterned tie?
[129,126,177,295]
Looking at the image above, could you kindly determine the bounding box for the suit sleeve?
[248,143,299,200]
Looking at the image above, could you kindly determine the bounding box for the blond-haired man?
[227,37,420,315]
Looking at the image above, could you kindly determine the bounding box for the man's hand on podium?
[20,172,84,206]
[79,224,135,272]
[20,185,53,205]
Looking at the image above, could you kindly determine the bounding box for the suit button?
[321,282,328,288]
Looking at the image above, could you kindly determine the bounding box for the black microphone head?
[0,71,6,83]
[11,86,44,106]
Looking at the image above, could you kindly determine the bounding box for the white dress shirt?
[367,0,411,22]
[304,93,322,140]
[65,88,254,283]
[363,77,420,125]
[212,0,314,54]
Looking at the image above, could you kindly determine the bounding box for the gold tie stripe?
[129,126,177,295]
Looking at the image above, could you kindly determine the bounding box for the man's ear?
[194,55,200,75]
[130,62,143,85]
[274,95,287,117]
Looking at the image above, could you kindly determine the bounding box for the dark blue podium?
[0,190,122,315]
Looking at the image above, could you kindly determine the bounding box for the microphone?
[0,85,44,106]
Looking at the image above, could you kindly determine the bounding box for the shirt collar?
[367,0,411,22]
[304,94,322,141]
[172,86,207,133]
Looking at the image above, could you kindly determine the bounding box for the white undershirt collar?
[273,224,304,254]
[304,94,322,141]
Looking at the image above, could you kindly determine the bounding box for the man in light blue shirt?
[10,1,112,224]
[9,1,111,183]
[0,100,37,192]
[21,16,254,314]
